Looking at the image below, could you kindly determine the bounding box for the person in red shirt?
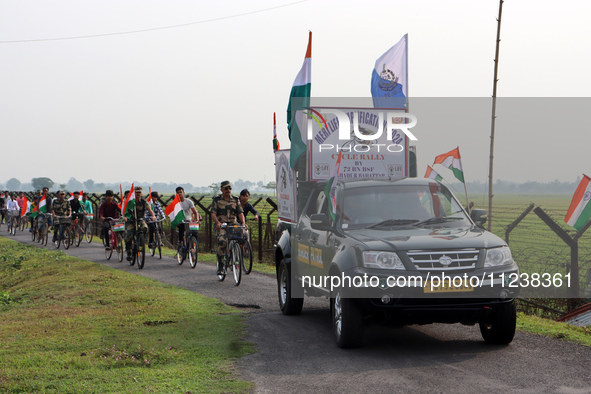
[98,190,121,249]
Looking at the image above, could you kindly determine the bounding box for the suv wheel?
[278,259,303,315]
[331,288,363,348]
[479,301,516,345]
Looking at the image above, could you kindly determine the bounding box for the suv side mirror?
[310,213,332,231]
[470,209,487,227]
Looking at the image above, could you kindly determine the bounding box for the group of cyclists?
[2,181,260,279]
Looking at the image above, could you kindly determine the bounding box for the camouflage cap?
[220,180,231,188]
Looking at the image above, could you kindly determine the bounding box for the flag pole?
[488,0,504,230]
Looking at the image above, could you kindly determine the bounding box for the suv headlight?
[484,246,514,267]
[363,251,405,270]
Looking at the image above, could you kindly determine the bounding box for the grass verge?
[517,312,591,346]
[0,238,253,393]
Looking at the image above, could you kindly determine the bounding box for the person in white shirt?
[6,195,20,231]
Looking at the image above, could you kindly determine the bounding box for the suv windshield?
[340,183,471,229]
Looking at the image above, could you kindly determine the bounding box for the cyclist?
[6,194,20,232]
[122,187,156,261]
[211,181,245,274]
[36,187,52,235]
[98,190,120,249]
[50,191,71,243]
[238,188,259,242]
[0,192,6,224]
[146,191,166,249]
[173,187,201,246]
[80,192,93,216]
[69,191,85,224]
[16,192,25,211]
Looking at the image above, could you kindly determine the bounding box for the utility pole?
[488,0,504,231]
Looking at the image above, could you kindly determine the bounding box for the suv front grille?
[406,249,479,271]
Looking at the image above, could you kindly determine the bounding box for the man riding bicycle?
[6,194,20,232]
[173,187,202,248]
[98,190,120,249]
[122,187,156,261]
[146,191,166,248]
[51,191,71,243]
[211,181,246,275]
[69,191,85,224]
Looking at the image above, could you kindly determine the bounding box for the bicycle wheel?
[231,241,242,286]
[10,220,17,235]
[129,240,136,266]
[42,223,49,245]
[54,228,61,249]
[149,238,156,257]
[19,217,25,231]
[242,241,253,274]
[31,224,37,242]
[116,234,124,262]
[85,222,93,243]
[137,233,145,269]
[63,227,71,250]
[73,226,82,247]
[177,241,185,265]
[188,235,198,268]
[39,223,45,244]
[105,234,113,260]
[217,256,226,282]
[155,231,162,259]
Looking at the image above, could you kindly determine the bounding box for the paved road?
[4,230,591,393]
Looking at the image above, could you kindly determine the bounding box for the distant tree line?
[0,177,277,195]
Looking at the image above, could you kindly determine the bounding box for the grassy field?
[0,238,253,393]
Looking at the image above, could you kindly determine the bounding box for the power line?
[0,0,307,44]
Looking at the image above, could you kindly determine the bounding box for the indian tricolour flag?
[21,197,31,218]
[324,150,343,222]
[39,193,48,213]
[425,165,443,181]
[273,112,280,152]
[122,184,135,218]
[433,147,464,183]
[565,174,591,231]
[165,194,185,228]
[287,31,311,168]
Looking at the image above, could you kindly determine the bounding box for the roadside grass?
[0,238,253,393]
[517,312,591,346]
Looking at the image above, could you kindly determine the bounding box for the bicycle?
[70,213,85,247]
[37,213,50,245]
[83,213,94,243]
[52,215,72,249]
[19,211,28,231]
[216,223,245,286]
[30,215,39,241]
[148,218,165,260]
[7,210,19,235]
[127,218,146,269]
[176,220,199,268]
[240,220,254,274]
[104,217,125,261]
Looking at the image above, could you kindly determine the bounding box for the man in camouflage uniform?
[211,181,246,274]
[122,187,156,261]
[51,190,71,243]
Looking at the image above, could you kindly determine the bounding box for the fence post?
[504,203,534,244]
[533,207,579,299]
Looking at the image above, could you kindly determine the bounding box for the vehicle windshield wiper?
[413,216,464,226]
[366,219,419,228]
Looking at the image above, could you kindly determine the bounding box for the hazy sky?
[1,0,589,188]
